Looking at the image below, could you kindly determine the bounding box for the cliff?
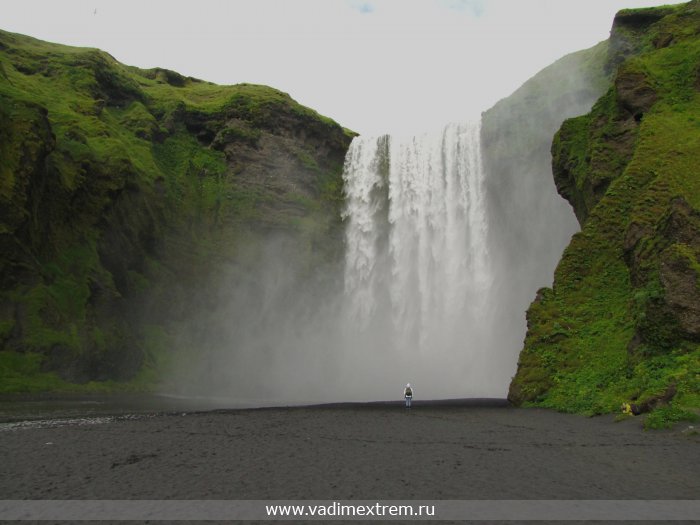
[509,1,700,427]
[0,29,354,391]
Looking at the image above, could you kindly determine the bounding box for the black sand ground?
[0,401,698,523]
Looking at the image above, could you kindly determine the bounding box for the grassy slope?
[509,2,700,428]
[0,30,352,393]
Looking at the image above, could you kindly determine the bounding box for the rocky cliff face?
[0,30,353,390]
[509,1,700,425]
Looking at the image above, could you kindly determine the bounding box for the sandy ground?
[0,401,698,523]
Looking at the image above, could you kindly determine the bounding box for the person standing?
[404,383,413,408]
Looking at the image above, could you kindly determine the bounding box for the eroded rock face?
[624,198,700,350]
[0,100,55,289]
[615,70,658,121]
[606,5,678,74]
[661,250,700,339]
[553,58,663,227]
[510,1,700,413]
[551,86,641,226]
[659,199,700,340]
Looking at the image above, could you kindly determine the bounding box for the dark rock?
[659,197,700,245]
[614,7,671,30]
[551,89,639,226]
[630,383,677,414]
[623,222,655,286]
[70,51,144,107]
[653,32,675,48]
[615,69,658,119]
[660,247,700,340]
[183,108,224,144]
[624,199,700,351]
[41,344,88,383]
[154,68,187,87]
[623,221,652,254]
[607,5,678,74]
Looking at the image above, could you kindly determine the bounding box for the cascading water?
[166,53,595,405]
[170,119,534,404]
[342,120,505,398]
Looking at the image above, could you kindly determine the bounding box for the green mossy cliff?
[509,1,700,425]
[0,30,353,392]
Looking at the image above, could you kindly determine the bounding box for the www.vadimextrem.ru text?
[266,502,435,518]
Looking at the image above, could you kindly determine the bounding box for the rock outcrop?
[509,2,700,421]
[0,29,353,388]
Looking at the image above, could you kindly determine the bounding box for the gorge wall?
[0,29,353,391]
[509,1,700,424]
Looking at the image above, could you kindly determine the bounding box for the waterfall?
[171,119,514,403]
[342,121,501,398]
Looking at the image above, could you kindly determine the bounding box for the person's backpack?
[405,387,412,397]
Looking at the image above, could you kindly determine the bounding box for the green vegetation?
[0,29,353,391]
[510,1,700,426]
[0,350,155,393]
[644,403,699,429]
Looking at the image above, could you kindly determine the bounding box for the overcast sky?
[3,0,680,135]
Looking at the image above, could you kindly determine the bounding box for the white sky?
[2,0,681,135]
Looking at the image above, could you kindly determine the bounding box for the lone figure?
[404,383,413,408]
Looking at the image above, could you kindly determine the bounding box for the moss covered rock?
[0,29,353,390]
[509,1,700,422]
